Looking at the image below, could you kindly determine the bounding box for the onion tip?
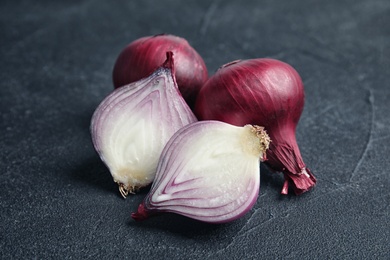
[220,59,242,69]
[131,203,150,221]
[162,51,175,75]
[282,168,316,195]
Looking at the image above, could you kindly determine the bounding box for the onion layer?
[132,121,270,223]
[194,58,316,195]
[91,52,197,197]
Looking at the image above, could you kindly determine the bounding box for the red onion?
[112,34,208,108]
[194,58,316,195]
[91,52,197,197]
[132,121,270,223]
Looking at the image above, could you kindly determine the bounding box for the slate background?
[1,0,389,259]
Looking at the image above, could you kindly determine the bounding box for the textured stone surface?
[1,0,389,258]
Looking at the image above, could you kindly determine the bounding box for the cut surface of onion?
[91,52,197,197]
[132,121,270,223]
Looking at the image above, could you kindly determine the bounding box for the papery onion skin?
[91,52,197,197]
[132,121,270,224]
[112,34,208,108]
[194,58,316,195]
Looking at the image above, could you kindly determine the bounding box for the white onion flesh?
[132,121,270,223]
[91,53,197,197]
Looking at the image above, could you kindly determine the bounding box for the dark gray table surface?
[1,0,389,259]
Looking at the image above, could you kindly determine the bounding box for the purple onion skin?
[112,34,208,109]
[194,58,316,195]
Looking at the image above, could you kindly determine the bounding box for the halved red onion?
[132,121,270,223]
[91,52,197,197]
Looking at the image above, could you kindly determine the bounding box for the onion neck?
[265,127,316,195]
[220,59,242,69]
[131,203,149,221]
[281,167,316,195]
[131,198,160,221]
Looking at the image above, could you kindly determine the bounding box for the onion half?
[132,121,270,223]
[91,52,197,197]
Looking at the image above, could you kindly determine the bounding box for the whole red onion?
[194,58,316,195]
[112,34,208,108]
